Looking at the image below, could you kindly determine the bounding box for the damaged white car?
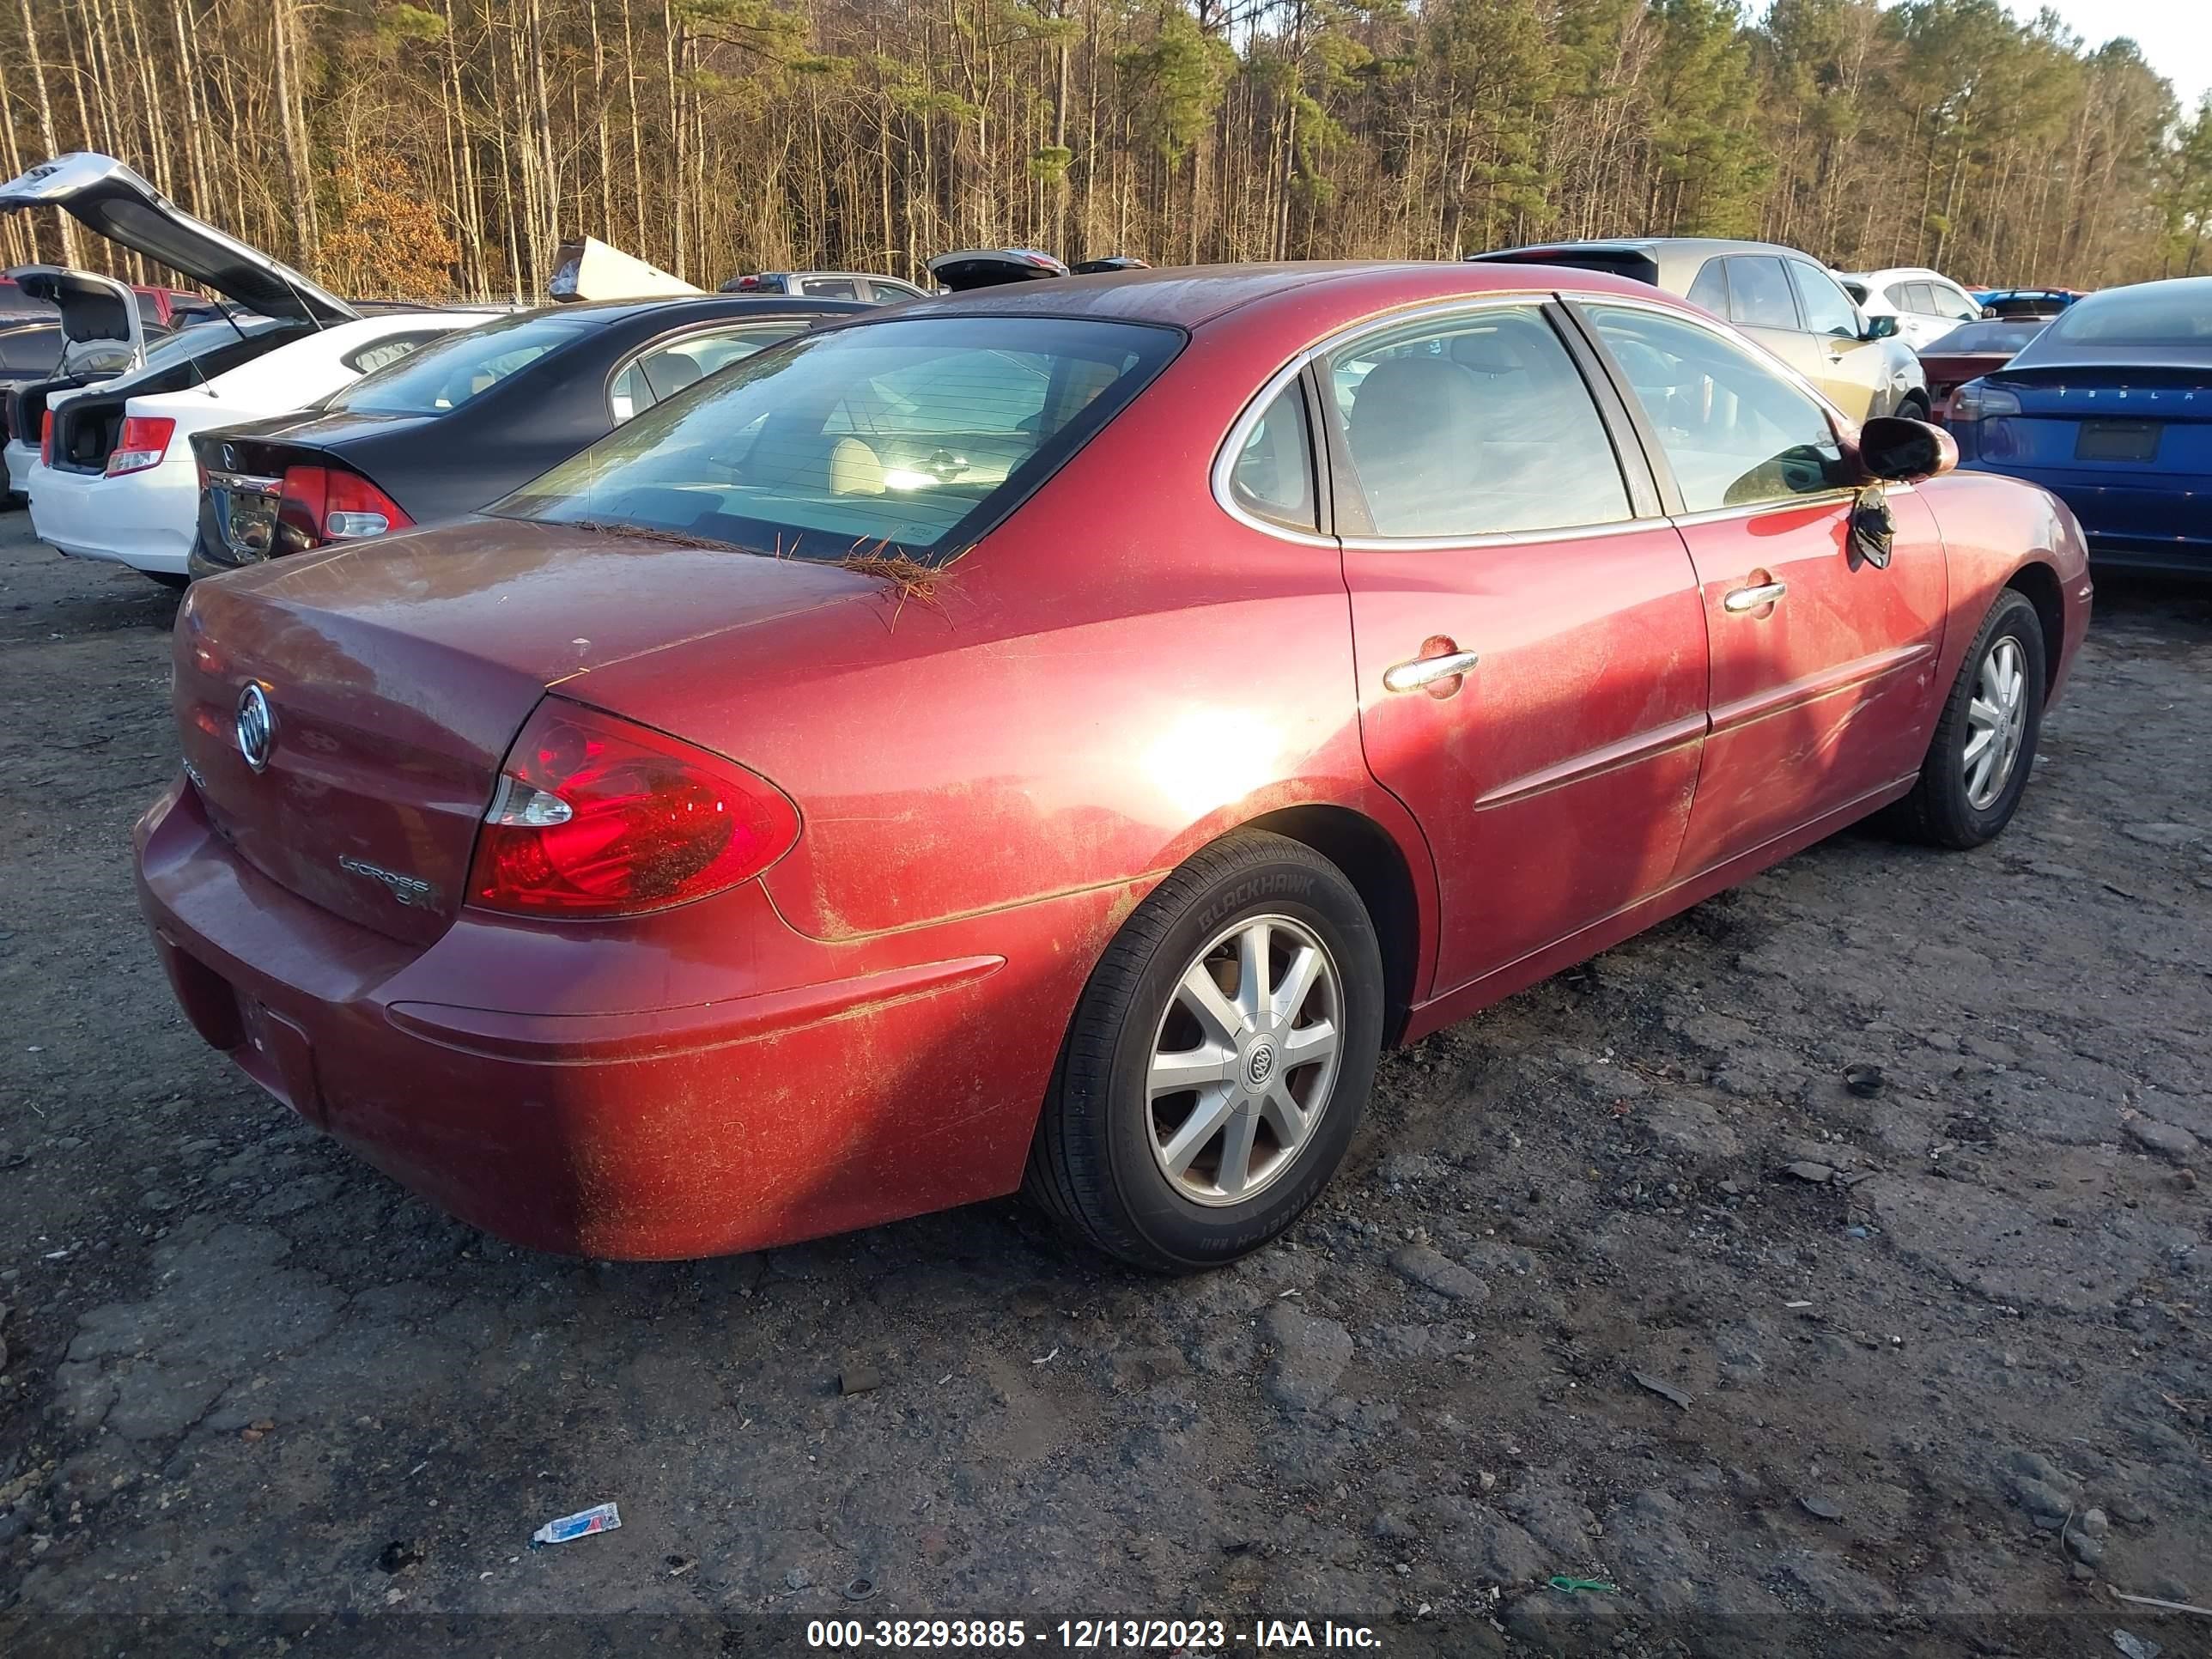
[0,154,490,584]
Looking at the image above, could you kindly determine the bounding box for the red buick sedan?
[137,263,2090,1269]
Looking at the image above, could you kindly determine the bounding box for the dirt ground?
[0,514,2206,1659]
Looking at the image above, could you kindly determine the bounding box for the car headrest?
[1347,356,1486,459]
[653,349,706,393]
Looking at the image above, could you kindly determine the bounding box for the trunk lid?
[1978,362,2212,477]
[12,264,147,362]
[0,154,357,325]
[173,519,872,944]
[1920,351,2014,401]
[11,264,147,371]
[191,415,431,566]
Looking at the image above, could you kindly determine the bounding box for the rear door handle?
[1723,580,1788,615]
[1383,647,1481,694]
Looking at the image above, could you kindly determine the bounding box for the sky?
[2004,1,2212,110]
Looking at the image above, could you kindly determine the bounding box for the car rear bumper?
[134,776,1083,1259]
[3,438,34,497]
[26,458,196,574]
[1963,462,2211,571]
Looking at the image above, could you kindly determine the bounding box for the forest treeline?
[2,0,2209,304]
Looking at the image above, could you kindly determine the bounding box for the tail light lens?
[106,415,176,477]
[468,700,801,918]
[39,410,52,467]
[1950,381,2020,422]
[277,464,415,550]
[1948,380,2021,462]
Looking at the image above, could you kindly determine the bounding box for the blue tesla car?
[1951,276,2211,574]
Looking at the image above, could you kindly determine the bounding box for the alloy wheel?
[1145,914,1343,1206]
[1963,634,2029,810]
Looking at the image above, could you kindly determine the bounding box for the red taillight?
[276,464,414,550]
[39,410,52,467]
[106,415,176,477]
[468,700,801,919]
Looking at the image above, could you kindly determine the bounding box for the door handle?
[1383,645,1481,694]
[1723,580,1788,615]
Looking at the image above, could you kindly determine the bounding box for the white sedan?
[27,310,494,583]
[1837,266,1985,353]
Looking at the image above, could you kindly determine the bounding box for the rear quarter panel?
[566,307,1442,986]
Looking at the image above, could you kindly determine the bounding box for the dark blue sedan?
[1951,276,2211,574]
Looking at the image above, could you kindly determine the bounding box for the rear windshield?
[2033,285,2212,349]
[495,313,1179,562]
[1925,320,2044,356]
[331,312,595,415]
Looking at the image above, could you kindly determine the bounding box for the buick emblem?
[1245,1041,1278,1088]
[234,684,275,773]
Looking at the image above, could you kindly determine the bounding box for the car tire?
[1898,392,1930,422]
[1025,830,1385,1272]
[1885,588,2045,849]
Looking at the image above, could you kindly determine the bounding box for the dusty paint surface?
[2,525,2208,1653]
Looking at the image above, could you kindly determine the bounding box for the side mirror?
[1854,414,1958,483]
[1979,305,1999,319]
[1862,313,1900,342]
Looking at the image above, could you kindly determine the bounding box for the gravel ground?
[0,515,2207,1659]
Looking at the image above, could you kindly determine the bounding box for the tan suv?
[1470,238,1928,423]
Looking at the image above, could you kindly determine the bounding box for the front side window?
[1725,257,1801,331]
[1584,304,1844,514]
[1225,383,1316,532]
[331,312,595,415]
[498,314,1178,562]
[1789,262,1861,339]
[1323,306,1630,538]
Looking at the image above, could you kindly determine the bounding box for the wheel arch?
[2002,559,2065,697]
[1237,803,1424,1047]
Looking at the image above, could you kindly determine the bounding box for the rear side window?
[1687,260,1729,314]
[498,314,1178,561]
[1789,262,1860,339]
[801,277,861,300]
[332,313,595,415]
[341,330,452,376]
[1226,385,1317,532]
[611,322,806,422]
[1725,258,1800,331]
[1323,306,1630,538]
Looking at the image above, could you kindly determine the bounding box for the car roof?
[909,260,1662,331]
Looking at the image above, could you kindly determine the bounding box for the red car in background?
[0,270,210,326]
[1919,317,2049,421]
[135,263,2090,1269]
